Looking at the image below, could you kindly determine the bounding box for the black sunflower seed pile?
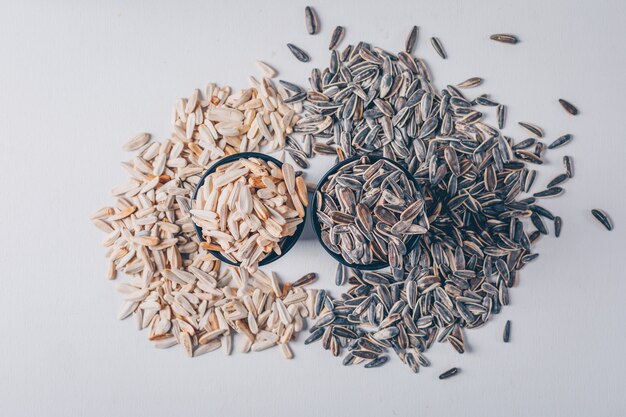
[284,34,572,372]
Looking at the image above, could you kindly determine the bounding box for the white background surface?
[1,0,625,416]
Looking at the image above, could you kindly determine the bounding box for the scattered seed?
[255,60,277,78]
[554,216,562,237]
[524,169,537,192]
[591,209,613,231]
[531,205,555,221]
[518,122,544,138]
[293,272,318,287]
[533,187,564,198]
[503,320,511,343]
[122,133,150,151]
[547,173,569,188]
[430,37,447,59]
[513,138,537,150]
[533,142,545,158]
[490,33,519,44]
[329,26,345,50]
[558,99,578,115]
[304,6,319,35]
[563,156,574,178]
[497,105,506,129]
[439,367,459,379]
[405,26,418,54]
[365,355,389,368]
[547,134,573,149]
[335,263,346,286]
[287,43,310,62]
[531,212,548,235]
[457,77,483,88]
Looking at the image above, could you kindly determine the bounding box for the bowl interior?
[191,152,307,267]
[310,155,423,271]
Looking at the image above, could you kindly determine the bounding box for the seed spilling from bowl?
[192,156,307,271]
[314,156,428,271]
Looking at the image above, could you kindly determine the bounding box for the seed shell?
[329,26,345,49]
[518,122,544,138]
[490,33,519,44]
[457,77,483,88]
[533,187,564,198]
[304,6,319,35]
[287,43,311,62]
[430,37,447,59]
[547,134,573,149]
[503,320,511,343]
[439,367,459,379]
[405,26,418,54]
[497,104,506,129]
[365,355,389,368]
[558,99,578,115]
[554,216,562,237]
[563,156,574,177]
[547,173,569,188]
[591,209,613,231]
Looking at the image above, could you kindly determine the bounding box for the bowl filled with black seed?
[311,155,428,272]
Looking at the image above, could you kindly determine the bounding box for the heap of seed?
[283,30,575,371]
[92,3,615,372]
[315,156,428,269]
[192,158,306,270]
[91,72,315,355]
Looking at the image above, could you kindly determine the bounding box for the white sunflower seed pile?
[92,72,317,356]
[192,158,307,270]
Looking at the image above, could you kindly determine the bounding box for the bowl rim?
[191,152,307,267]
[310,154,423,271]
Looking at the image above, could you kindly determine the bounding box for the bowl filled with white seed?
[191,152,308,270]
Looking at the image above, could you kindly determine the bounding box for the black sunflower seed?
[591,209,613,231]
[547,173,569,188]
[558,98,578,115]
[287,43,310,62]
[518,122,544,138]
[328,26,345,50]
[563,156,574,177]
[547,134,573,149]
[405,26,418,54]
[304,6,319,35]
[439,367,459,379]
[365,355,389,368]
[490,33,519,44]
[430,37,447,59]
[503,320,511,343]
[533,187,563,198]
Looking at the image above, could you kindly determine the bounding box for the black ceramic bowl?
[310,155,423,271]
[192,152,307,267]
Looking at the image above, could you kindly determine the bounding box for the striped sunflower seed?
[430,37,447,59]
[329,26,345,50]
[591,209,613,231]
[558,98,578,115]
[304,6,319,35]
[287,43,311,62]
[490,33,519,44]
